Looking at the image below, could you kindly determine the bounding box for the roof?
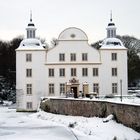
[16,38,45,50]
[28,22,35,26]
[100,38,127,50]
[58,27,88,41]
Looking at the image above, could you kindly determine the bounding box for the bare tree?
[51,38,58,47]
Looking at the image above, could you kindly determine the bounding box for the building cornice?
[45,62,102,65]
[100,48,127,51]
[16,49,46,51]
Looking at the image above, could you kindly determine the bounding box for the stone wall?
[40,98,140,132]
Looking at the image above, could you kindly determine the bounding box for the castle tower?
[16,13,45,112]
[100,13,128,96]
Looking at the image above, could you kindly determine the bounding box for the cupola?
[26,11,36,39]
[106,11,116,38]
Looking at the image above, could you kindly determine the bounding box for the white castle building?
[16,15,128,111]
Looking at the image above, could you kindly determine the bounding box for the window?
[29,31,32,38]
[59,68,65,77]
[33,31,35,38]
[49,69,54,77]
[107,30,110,38]
[82,68,88,76]
[106,41,121,46]
[112,53,117,61]
[26,53,32,62]
[27,30,29,38]
[59,53,65,61]
[60,83,65,95]
[93,68,98,76]
[26,102,32,109]
[111,30,113,37]
[112,68,117,76]
[26,69,32,77]
[93,83,99,94]
[71,68,76,76]
[26,84,32,95]
[82,53,88,61]
[70,53,76,61]
[112,83,118,94]
[49,83,54,94]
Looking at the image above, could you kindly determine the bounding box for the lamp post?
[120,79,122,102]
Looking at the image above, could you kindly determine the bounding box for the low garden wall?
[40,98,140,132]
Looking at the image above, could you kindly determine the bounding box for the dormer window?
[106,41,121,46]
[35,43,40,46]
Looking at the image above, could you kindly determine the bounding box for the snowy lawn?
[0,106,140,140]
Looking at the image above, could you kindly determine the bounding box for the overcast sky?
[0,0,140,43]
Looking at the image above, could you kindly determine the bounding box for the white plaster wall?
[47,41,100,63]
[16,42,128,111]
[45,40,101,96]
[99,49,128,96]
[16,50,46,111]
[58,27,88,41]
[45,64,101,96]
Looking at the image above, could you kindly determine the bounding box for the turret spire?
[30,10,32,22]
[110,10,112,22]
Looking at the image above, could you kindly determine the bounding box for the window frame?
[59,53,65,61]
[48,68,54,77]
[93,83,99,94]
[49,83,55,94]
[60,83,65,95]
[26,102,32,109]
[82,53,88,61]
[26,84,32,95]
[59,68,65,77]
[93,68,98,76]
[70,53,76,61]
[26,69,32,77]
[71,68,77,77]
[82,68,88,77]
[112,53,117,61]
[112,68,117,76]
[112,83,118,94]
[26,53,32,62]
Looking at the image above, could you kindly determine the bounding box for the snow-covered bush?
[68,122,77,128]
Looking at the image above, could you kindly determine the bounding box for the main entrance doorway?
[66,78,79,98]
[71,87,78,98]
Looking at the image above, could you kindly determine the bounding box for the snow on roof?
[16,38,45,50]
[58,27,88,41]
[100,38,127,50]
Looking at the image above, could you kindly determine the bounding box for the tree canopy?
[0,36,23,79]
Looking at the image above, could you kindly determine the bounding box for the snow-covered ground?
[0,106,140,140]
